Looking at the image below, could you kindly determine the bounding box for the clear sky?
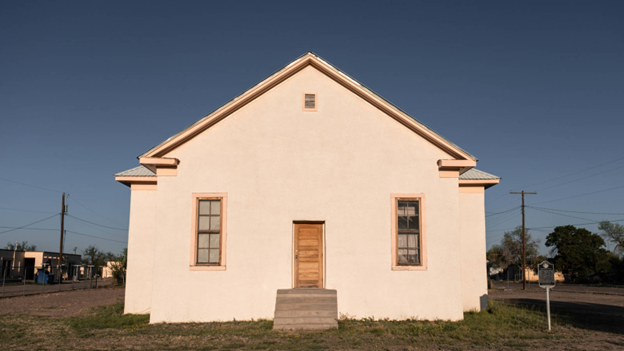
[1,1,623,256]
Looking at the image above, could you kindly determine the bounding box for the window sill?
[189,265,226,271]
[392,265,427,271]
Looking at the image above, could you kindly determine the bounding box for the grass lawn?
[0,300,620,350]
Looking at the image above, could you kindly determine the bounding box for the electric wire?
[65,230,127,244]
[534,163,624,192]
[529,185,624,205]
[487,155,624,209]
[0,227,59,231]
[66,215,127,239]
[486,206,520,217]
[0,206,58,214]
[511,155,624,192]
[0,214,60,235]
[528,206,624,216]
[66,214,128,231]
[67,196,128,228]
[0,176,64,194]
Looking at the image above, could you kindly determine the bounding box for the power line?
[487,155,624,209]
[529,185,624,205]
[487,206,521,225]
[0,206,58,214]
[0,176,64,194]
[66,215,127,239]
[67,196,128,228]
[528,207,595,222]
[486,206,520,217]
[0,227,58,231]
[534,163,624,192]
[65,230,127,244]
[528,206,624,216]
[0,214,59,235]
[512,155,624,191]
[527,218,624,231]
[66,214,128,231]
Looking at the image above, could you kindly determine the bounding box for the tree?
[5,241,37,251]
[487,244,506,269]
[499,226,540,268]
[598,221,624,256]
[109,248,127,285]
[545,225,611,281]
[82,245,111,268]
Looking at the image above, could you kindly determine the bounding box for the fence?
[1,262,114,299]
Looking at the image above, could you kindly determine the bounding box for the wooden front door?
[294,223,323,288]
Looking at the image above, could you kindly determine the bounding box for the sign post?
[538,261,555,331]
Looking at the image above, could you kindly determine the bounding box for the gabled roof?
[459,168,500,180]
[114,165,156,177]
[139,52,477,161]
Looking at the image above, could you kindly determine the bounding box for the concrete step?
[273,323,338,331]
[274,317,337,325]
[276,296,336,304]
[277,288,337,296]
[273,289,338,331]
[275,303,337,311]
[274,310,337,318]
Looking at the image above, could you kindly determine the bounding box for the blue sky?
[1,1,623,256]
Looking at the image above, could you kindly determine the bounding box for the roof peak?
[138,53,477,161]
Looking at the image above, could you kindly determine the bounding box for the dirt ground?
[0,286,124,318]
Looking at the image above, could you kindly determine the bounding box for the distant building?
[0,249,81,280]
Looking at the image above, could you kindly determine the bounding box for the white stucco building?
[115,52,499,324]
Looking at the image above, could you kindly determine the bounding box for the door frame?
[292,221,325,289]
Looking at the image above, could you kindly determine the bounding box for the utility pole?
[510,191,537,290]
[59,193,66,285]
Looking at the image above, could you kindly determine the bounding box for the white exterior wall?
[128,66,472,323]
[459,192,488,311]
[124,189,157,314]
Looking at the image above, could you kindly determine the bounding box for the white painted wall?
[124,189,157,314]
[459,192,488,311]
[127,66,477,323]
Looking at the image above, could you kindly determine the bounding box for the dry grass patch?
[0,300,622,350]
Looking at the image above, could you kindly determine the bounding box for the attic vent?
[302,93,317,111]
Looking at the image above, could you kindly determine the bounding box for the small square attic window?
[302,92,317,111]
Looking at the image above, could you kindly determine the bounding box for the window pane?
[210,234,220,248]
[398,234,407,248]
[199,201,211,215]
[198,216,210,230]
[197,249,209,263]
[198,234,209,248]
[397,202,407,216]
[398,249,408,264]
[406,201,418,229]
[408,234,418,249]
[408,249,419,264]
[210,200,220,215]
[210,215,220,230]
[209,249,219,264]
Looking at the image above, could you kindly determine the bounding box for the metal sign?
[538,261,555,331]
[538,261,555,288]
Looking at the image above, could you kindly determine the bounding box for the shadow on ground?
[499,297,624,335]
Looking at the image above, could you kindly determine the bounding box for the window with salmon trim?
[391,194,427,271]
[190,193,227,270]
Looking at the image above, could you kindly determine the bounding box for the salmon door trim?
[293,221,325,289]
